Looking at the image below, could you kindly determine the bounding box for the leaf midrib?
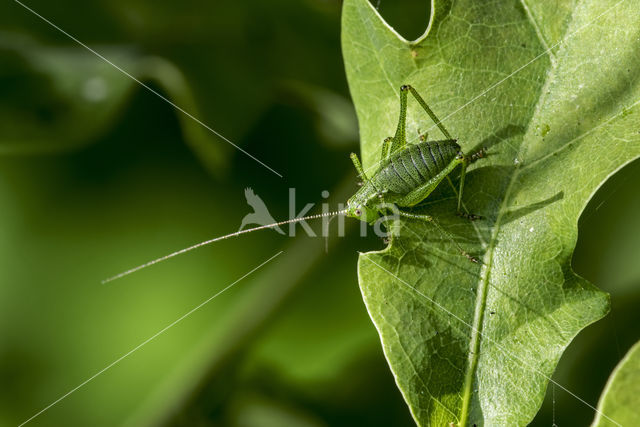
[459,29,640,426]
[457,5,563,424]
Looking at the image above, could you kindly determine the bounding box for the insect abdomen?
[372,140,460,194]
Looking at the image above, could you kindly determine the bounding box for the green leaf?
[593,341,640,427]
[341,0,640,425]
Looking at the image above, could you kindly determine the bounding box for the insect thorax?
[348,179,379,210]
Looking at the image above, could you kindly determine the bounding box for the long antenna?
[101,209,348,284]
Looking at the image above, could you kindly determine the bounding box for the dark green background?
[1,1,637,425]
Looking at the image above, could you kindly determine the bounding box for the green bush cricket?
[103,85,485,283]
[346,84,486,262]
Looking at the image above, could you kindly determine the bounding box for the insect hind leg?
[406,85,452,140]
[454,163,482,221]
[389,84,454,155]
[387,86,410,156]
[455,147,487,219]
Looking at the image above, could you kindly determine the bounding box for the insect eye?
[355,209,362,216]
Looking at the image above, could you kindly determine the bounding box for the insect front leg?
[350,152,368,182]
[397,210,479,263]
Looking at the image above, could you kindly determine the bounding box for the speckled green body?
[372,140,460,194]
[345,85,483,262]
[345,85,482,229]
[347,139,463,222]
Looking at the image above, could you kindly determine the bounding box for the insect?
[102,85,485,283]
[345,84,486,261]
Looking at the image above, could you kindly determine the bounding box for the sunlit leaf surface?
[342,0,640,424]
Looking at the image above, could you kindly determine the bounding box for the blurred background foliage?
[0,0,637,426]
